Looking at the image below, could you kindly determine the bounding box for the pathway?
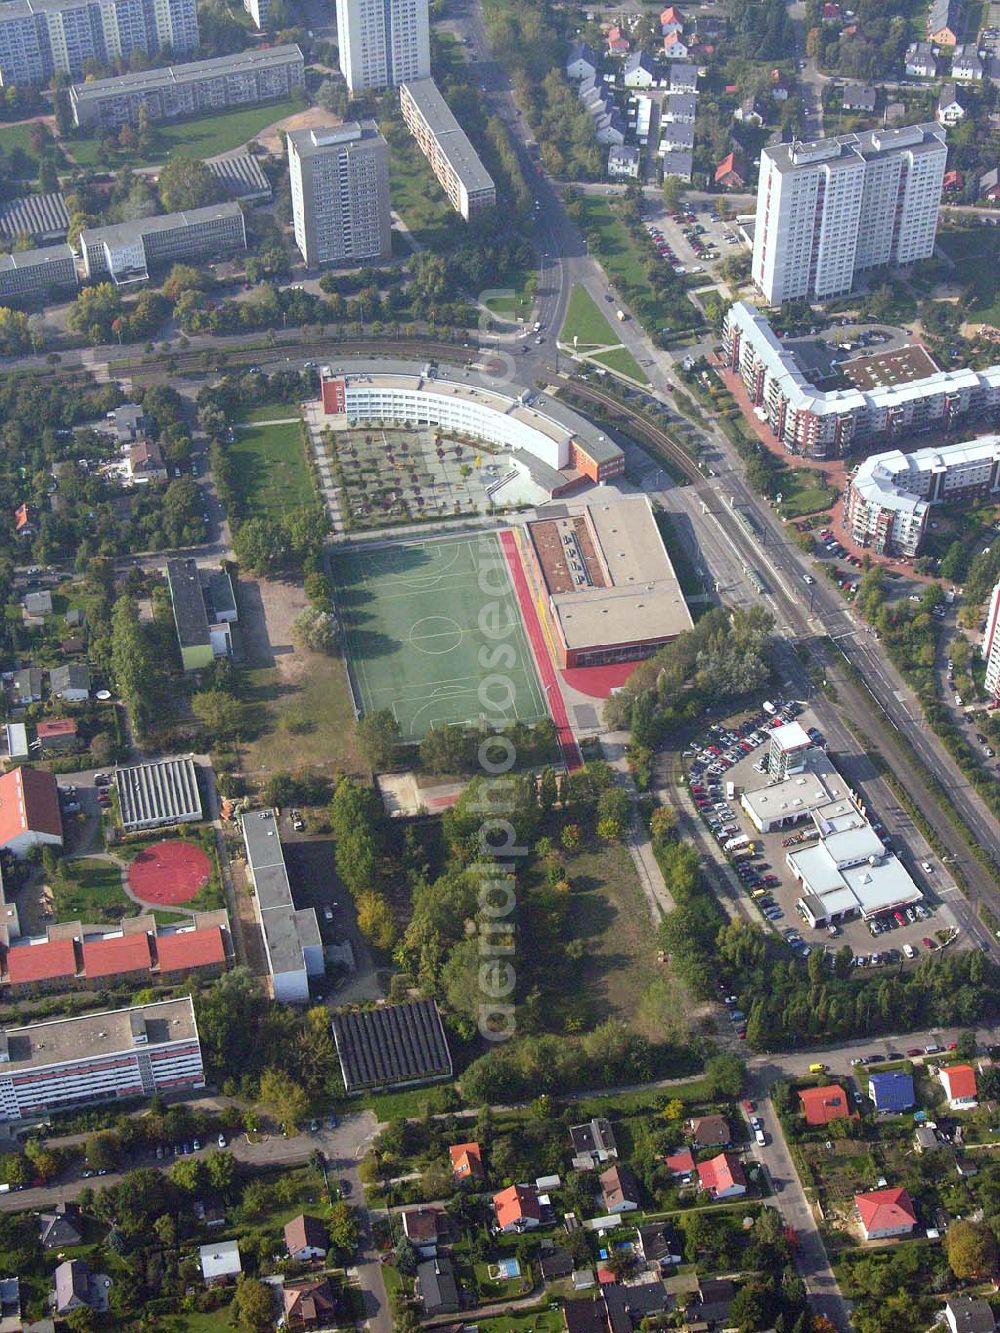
[599,731,675,920]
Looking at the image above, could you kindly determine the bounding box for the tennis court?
[332,534,549,738]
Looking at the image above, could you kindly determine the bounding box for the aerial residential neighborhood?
[1,0,1000,1329]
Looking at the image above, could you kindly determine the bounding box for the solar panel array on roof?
[0,192,69,243]
[332,1000,453,1092]
[115,755,203,832]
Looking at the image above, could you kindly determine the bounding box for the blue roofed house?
[869,1071,915,1113]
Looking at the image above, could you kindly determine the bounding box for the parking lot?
[686,703,960,973]
[641,200,740,279]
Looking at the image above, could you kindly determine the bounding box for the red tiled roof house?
[940,1064,978,1109]
[492,1184,542,1232]
[0,767,63,857]
[697,1153,747,1200]
[855,1187,916,1240]
[449,1141,484,1182]
[799,1085,855,1126]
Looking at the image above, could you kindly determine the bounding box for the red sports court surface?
[128,841,211,905]
[562,662,638,699]
[499,529,582,770]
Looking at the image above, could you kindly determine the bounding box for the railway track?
[557,379,703,485]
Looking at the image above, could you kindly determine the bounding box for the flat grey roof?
[401,78,496,193]
[287,119,383,158]
[0,244,74,273]
[70,44,303,101]
[80,202,243,251]
[167,558,210,649]
[241,809,318,977]
[115,755,203,830]
[0,997,197,1072]
[332,1000,453,1092]
[764,122,945,175]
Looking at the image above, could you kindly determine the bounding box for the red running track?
[499,529,582,771]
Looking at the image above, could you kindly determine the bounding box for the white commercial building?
[287,122,391,267]
[336,0,430,94]
[721,301,1000,459]
[845,435,1000,556]
[400,79,495,219]
[982,580,1000,699]
[0,998,204,1122]
[241,809,323,1004]
[752,124,947,305]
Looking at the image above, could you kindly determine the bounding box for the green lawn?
[561,284,620,348]
[241,650,367,778]
[779,467,838,519]
[938,228,1000,327]
[0,121,40,175]
[236,402,302,424]
[230,417,315,519]
[577,195,651,290]
[52,857,133,924]
[386,124,458,250]
[591,345,648,383]
[65,96,305,168]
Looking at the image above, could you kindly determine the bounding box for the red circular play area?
[127,840,211,905]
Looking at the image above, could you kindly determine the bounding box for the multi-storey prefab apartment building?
[721,301,1000,459]
[0,0,198,86]
[336,0,430,93]
[0,998,204,1122]
[399,78,495,219]
[844,435,1000,556]
[982,581,1000,699]
[70,44,304,130]
[752,124,947,305]
[287,122,390,267]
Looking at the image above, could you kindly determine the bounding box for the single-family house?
[943,167,964,190]
[660,5,685,32]
[599,1164,641,1213]
[493,1183,542,1232]
[401,1208,442,1258]
[799,1084,853,1126]
[697,1152,747,1199]
[449,1141,484,1182]
[594,110,627,146]
[538,1245,575,1281]
[663,1146,696,1176]
[660,121,694,150]
[284,1214,329,1262]
[868,1071,915,1112]
[715,150,749,188]
[940,1063,978,1109]
[53,1261,100,1315]
[937,82,968,125]
[570,1117,618,1165]
[928,0,961,44]
[735,94,765,124]
[60,637,85,656]
[914,1124,940,1152]
[49,664,90,701]
[689,1114,731,1147]
[199,1240,242,1286]
[23,590,52,621]
[663,35,688,58]
[624,50,657,87]
[14,503,37,538]
[39,1204,82,1249]
[608,144,641,178]
[127,439,168,484]
[669,62,698,92]
[663,92,697,123]
[12,668,43,703]
[905,40,938,76]
[842,82,876,110]
[36,718,78,752]
[981,167,1000,198]
[822,1,842,17]
[607,25,630,53]
[0,766,62,856]
[283,1278,338,1332]
[0,1276,19,1333]
[604,1276,668,1326]
[944,1296,997,1333]
[855,1186,916,1240]
[65,607,84,629]
[694,13,725,39]
[416,1258,459,1316]
[566,41,600,80]
[113,404,149,443]
[952,43,984,78]
[564,1295,610,1333]
[686,1278,737,1328]
[771,68,791,99]
[659,149,693,180]
[636,1221,683,1270]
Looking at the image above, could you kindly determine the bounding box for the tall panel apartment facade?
[752,124,947,305]
[983,581,1000,699]
[336,0,430,93]
[287,122,390,267]
[399,78,495,219]
[0,0,199,86]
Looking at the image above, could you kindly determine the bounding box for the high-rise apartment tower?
[287,121,391,267]
[336,0,430,93]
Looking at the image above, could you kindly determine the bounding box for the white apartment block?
[845,436,1000,556]
[0,998,204,1122]
[287,121,391,267]
[337,0,430,94]
[752,124,947,305]
[982,580,1000,699]
[400,78,495,219]
[0,0,198,85]
[721,301,1000,459]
